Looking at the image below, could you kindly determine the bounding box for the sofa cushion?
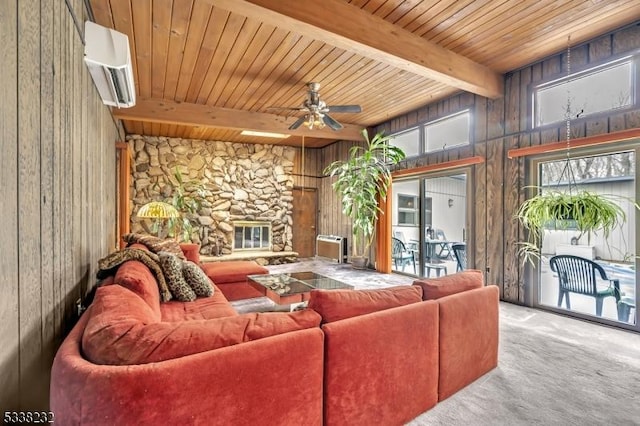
[159,252,196,302]
[182,261,214,297]
[82,285,160,363]
[307,285,423,323]
[437,286,499,400]
[82,284,322,365]
[201,260,268,284]
[179,243,200,264]
[413,270,484,300]
[321,301,439,425]
[123,233,186,260]
[160,285,237,321]
[112,259,162,317]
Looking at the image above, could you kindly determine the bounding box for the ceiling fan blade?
[326,105,362,113]
[266,106,307,112]
[322,113,343,130]
[288,115,307,130]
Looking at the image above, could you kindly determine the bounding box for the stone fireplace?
[128,135,295,258]
[233,221,271,251]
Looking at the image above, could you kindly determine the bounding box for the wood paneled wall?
[291,145,323,190]
[1,0,123,411]
[374,22,640,304]
[316,139,368,260]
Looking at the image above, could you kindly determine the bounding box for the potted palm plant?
[516,189,628,265]
[324,129,405,269]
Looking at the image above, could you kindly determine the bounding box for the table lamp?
[137,201,180,237]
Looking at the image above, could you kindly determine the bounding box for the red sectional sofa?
[413,270,500,401]
[50,248,498,426]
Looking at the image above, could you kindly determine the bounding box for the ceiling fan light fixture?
[304,112,325,129]
[241,130,290,138]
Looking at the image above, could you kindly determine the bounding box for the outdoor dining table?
[424,238,452,263]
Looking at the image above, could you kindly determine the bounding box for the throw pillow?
[307,285,423,323]
[182,261,214,297]
[123,233,186,260]
[412,269,483,300]
[158,251,196,302]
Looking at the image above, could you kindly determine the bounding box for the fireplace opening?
[233,221,271,251]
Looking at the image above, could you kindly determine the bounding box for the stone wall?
[128,135,295,255]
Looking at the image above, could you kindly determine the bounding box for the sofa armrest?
[51,314,324,426]
[321,301,439,426]
[436,285,499,401]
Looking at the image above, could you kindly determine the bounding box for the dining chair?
[549,255,621,318]
[391,237,416,273]
[452,243,467,272]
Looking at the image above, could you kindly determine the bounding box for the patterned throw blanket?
[97,247,173,302]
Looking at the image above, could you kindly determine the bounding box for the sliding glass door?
[391,172,468,277]
[534,148,638,327]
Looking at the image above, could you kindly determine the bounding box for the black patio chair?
[549,255,621,318]
[452,243,467,272]
[392,237,416,273]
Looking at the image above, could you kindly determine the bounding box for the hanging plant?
[515,189,628,265]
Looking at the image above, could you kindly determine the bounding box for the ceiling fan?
[269,82,362,131]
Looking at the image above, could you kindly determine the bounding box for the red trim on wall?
[507,128,640,159]
[392,156,484,178]
[116,142,131,248]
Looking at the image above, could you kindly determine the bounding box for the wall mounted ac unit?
[84,21,136,108]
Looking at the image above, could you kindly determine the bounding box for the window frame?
[530,53,639,130]
[526,141,640,332]
[397,193,419,226]
[388,109,473,158]
[390,126,421,159]
[423,109,472,153]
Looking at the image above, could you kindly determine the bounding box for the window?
[397,194,418,226]
[390,128,420,157]
[424,111,470,153]
[534,58,634,127]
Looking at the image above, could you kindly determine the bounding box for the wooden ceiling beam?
[112,98,365,141]
[208,0,503,99]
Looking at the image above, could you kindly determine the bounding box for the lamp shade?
[137,201,180,219]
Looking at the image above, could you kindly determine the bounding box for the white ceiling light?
[241,130,290,138]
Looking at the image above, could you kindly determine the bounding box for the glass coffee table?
[247,271,354,308]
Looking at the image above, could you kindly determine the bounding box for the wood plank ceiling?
[90,0,640,148]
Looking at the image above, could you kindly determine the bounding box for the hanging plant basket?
[515,189,627,265]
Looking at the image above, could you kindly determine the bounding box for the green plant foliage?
[166,168,207,242]
[324,129,405,258]
[515,189,628,265]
